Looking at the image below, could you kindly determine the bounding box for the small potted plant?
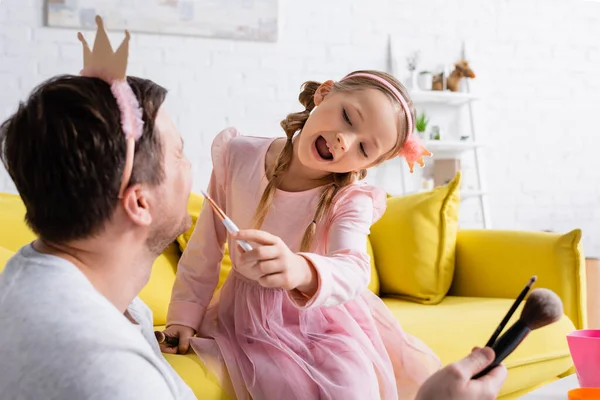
[418,70,433,90]
[415,112,429,140]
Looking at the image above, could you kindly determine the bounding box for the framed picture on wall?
[44,0,279,42]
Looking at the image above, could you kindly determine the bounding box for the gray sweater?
[0,244,197,400]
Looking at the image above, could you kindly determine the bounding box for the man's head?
[0,75,192,255]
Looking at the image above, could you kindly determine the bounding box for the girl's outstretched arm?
[166,128,237,332]
[166,170,227,332]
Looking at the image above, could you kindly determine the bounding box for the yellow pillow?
[176,193,232,291]
[369,172,461,304]
[0,246,15,273]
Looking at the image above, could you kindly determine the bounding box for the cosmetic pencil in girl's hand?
[200,189,253,252]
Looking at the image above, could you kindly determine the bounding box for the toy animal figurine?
[432,60,476,92]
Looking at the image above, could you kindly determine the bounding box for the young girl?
[161,70,442,399]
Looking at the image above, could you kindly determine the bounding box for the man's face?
[146,107,192,255]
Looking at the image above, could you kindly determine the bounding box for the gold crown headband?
[77,16,144,198]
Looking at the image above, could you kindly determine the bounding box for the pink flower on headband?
[340,72,432,173]
[398,134,432,173]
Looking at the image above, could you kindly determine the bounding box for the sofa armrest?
[449,229,587,330]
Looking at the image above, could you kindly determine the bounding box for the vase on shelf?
[418,71,433,90]
[410,70,419,91]
[429,126,443,141]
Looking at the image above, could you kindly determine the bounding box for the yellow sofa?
[0,191,586,399]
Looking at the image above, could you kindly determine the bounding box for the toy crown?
[77,15,144,199]
[78,15,130,82]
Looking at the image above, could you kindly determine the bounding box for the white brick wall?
[0,0,599,256]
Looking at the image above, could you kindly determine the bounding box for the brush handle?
[154,331,179,347]
[222,217,253,252]
[473,320,530,379]
[236,240,253,252]
[484,280,533,347]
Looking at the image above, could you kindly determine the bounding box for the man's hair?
[0,75,167,243]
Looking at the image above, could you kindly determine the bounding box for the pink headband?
[80,70,144,197]
[341,73,432,173]
[78,16,144,198]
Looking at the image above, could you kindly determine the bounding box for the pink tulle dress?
[167,128,442,400]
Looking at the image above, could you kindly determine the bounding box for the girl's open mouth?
[315,136,333,160]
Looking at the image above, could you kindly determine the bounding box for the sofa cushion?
[160,350,230,400]
[383,296,576,397]
[152,326,232,399]
[370,172,461,304]
[157,296,576,400]
[451,229,586,330]
[176,193,381,295]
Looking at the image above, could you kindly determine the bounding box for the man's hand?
[158,324,195,355]
[235,229,318,295]
[416,347,507,400]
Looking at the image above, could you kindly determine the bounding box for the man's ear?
[314,80,335,106]
[121,184,153,227]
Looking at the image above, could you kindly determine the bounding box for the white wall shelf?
[379,41,491,228]
[410,90,478,106]
[461,190,486,200]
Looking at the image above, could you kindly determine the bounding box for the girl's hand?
[158,324,195,355]
[235,229,318,295]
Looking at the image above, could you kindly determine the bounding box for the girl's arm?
[290,187,385,309]
[166,171,228,332]
[166,128,237,332]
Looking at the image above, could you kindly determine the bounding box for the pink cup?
[567,330,600,387]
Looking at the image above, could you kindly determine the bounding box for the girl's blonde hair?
[252,70,415,251]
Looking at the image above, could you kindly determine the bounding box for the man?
[0,74,196,399]
[0,74,506,399]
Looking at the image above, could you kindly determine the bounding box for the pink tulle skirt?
[191,271,441,400]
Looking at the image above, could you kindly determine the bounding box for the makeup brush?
[154,330,179,347]
[473,288,563,379]
[200,189,253,252]
[485,276,537,348]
